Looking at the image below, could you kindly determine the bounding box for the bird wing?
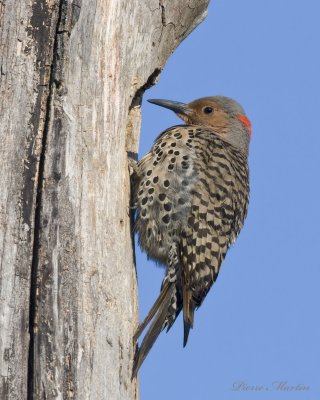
[179,145,237,344]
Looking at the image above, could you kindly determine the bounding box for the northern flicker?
[131,96,251,377]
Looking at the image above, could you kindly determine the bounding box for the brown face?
[181,99,230,133]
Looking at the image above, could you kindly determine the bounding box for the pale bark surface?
[0,0,209,399]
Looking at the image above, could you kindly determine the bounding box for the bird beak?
[148,99,191,117]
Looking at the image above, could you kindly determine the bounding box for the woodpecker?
[131,96,251,377]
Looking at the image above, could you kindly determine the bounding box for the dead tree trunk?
[0,1,209,399]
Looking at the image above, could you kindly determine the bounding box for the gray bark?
[0,0,209,399]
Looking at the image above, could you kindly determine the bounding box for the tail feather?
[133,282,170,342]
[132,284,175,378]
[182,277,195,347]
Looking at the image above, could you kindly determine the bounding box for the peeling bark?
[0,0,209,399]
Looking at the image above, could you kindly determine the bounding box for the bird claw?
[128,156,138,176]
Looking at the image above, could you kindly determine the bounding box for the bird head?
[148,96,251,155]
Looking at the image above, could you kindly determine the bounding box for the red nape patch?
[237,115,252,138]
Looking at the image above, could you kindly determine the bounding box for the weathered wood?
[0,0,209,399]
[0,1,60,398]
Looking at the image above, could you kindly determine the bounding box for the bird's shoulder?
[155,125,245,157]
[154,124,222,143]
[153,124,192,142]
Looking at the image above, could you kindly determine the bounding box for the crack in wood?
[129,67,162,110]
[27,1,66,398]
[159,0,166,26]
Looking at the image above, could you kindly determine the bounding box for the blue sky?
[135,1,320,399]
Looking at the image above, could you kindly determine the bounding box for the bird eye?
[203,106,213,114]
